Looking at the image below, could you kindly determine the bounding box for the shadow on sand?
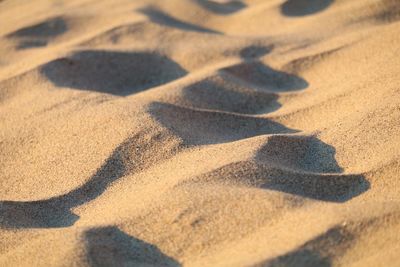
[175,45,304,115]
[183,135,369,202]
[0,132,165,229]
[85,226,180,267]
[6,16,67,49]
[221,45,308,92]
[148,45,368,202]
[0,43,368,233]
[193,0,246,15]
[254,135,369,202]
[139,7,221,34]
[259,225,353,267]
[281,0,334,17]
[40,50,187,96]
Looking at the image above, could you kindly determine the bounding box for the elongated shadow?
[0,138,129,228]
[150,93,367,200]
[265,250,331,267]
[138,7,221,34]
[176,45,298,114]
[193,0,246,15]
[180,79,281,114]
[148,102,297,145]
[85,226,180,267]
[40,50,187,96]
[281,0,334,17]
[259,225,353,267]
[6,16,67,49]
[258,170,368,203]
[165,102,368,202]
[221,45,308,92]
[239,45,273,59]
[221,62,308,92]
[183,158,369,203]
[0,130,181,229]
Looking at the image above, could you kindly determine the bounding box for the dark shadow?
[221,45,308,92]
[260,171,370,203]
[0,137,129,228]
[177,45,283,114]
[7,17,67,38]
[258,170,368,202]
[85,226,180,267]
[281,0,333,17]
[0,130,181,229]
[254,135,370,202]
[221,62,308,92]
[6,17,67,49]
[180,79,281,114]
[193,0,246,15]
[16,40,48,49]
[148,102,297,145]
[179,135,369,202]
[185,156,369,202]
[256,135,342,173]
[259,225,354,267]
[239,45,273,59]
[265,250,331,267]
[40,50,187,96]
[0,200,79,229]
[138,7,221,34]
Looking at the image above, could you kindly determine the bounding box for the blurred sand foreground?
[0,0,400,266]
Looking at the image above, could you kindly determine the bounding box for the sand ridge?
[0,0,400,266]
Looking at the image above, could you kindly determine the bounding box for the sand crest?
[0,0,399,266]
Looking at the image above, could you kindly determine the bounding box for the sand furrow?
[1,0,399,266]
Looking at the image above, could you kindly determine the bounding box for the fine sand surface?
[1,0,400,266]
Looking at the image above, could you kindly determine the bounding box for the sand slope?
[0,0,399,266]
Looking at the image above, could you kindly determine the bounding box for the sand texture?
[1,0,400,266]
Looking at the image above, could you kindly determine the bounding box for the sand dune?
[0,0,399,266]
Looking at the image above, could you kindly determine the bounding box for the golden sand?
[0,0,399,266]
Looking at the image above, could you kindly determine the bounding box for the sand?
[0,0,399,266]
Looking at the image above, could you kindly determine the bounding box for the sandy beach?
[0,0,400,266]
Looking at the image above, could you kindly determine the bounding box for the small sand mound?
[181,160,369,202]
[221,62,308,92]
[1,0,399,266]
[176,74,280,114]
[148,102,295,145]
